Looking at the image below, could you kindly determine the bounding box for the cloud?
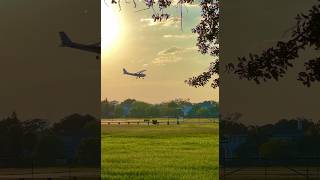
[152,46,197,65]
[163,34,195,39]
[185,3,200,7]
[157,46,185,56]
[185,46,199,52]
[140,17,181,27]
[153,56,182,65]
[170,0,200,7]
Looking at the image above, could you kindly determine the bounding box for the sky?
[220,0,320,124]
[101,0,218,103]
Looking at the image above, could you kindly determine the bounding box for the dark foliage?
[189,1,320,88]
[0,112,100,168]
[186,0,219,88]
[75,137,100,167]
[221,117,320,163]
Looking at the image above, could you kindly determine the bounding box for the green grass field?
[101,120,219,180]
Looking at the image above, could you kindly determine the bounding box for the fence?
[221,157,320,180]
[101,118,218,125]
[0,158,100,179]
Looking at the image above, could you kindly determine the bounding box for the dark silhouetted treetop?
[226,1,320,87]
[185,0,219,88]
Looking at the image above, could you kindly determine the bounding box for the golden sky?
[101,1,218,103]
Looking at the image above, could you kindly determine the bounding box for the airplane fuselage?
[122,68,146,78]
[124,72,146,78]
[126,72,145,78]
[65,43,101,54]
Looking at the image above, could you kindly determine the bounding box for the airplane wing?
[88,42,101,47]
[137,70,147,74]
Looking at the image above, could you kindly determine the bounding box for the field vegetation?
[102,119,218,180]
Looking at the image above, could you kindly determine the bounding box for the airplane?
[59,31,101,59]
[123,68,147,79]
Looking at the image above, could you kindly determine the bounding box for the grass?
[101,120,219,180]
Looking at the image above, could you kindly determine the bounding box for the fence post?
[264,159,267,180]
[223,155,226,180]
[32,159,34,179]
[68,161,71,179]
[317,163,319,179]
[222,148,226,180]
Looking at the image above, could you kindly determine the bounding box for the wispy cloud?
[170,0,200,7]
[140,17,181,27]
[153,56,183,65]
[157,46,185,56]
[185,46,198,51]
[153,46,196,65]
[163,34,195,39]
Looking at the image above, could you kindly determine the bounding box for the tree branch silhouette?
[185,0,219,88]
[226,1,320,87]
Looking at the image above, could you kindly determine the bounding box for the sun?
[101,2,121,53]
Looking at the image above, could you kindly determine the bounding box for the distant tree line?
[0,112,100,168]
[221,116,320,163]
[101,98,219,118]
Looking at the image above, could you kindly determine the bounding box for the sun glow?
[101,2,121,54]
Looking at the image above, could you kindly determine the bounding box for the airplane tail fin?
[123,68,128,74]
[59,32,73,46]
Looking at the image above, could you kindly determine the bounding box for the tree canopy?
[101,98,219,118]
[0,112,100,167]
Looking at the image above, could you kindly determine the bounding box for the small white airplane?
[123,68,147,79]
